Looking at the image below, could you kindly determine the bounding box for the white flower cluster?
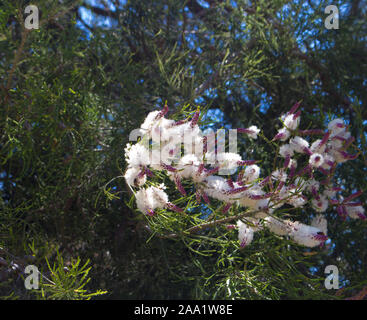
[124,103,365,249]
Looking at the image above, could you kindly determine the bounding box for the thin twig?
[159,209,262,239]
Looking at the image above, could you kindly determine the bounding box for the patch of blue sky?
[196,0,210,9]
[259,93,271,114]
[0,171,16,188]
[339,277,350,288]
[185,34,197,50]
[204,85,217,96]
[0,172,5,189]
[309,266,318,274]
[198,204,212,220]
[230,0,237,9]
[203,108,224,124]
[155,97,163,106]
[100,113,114,121]
[201,107,232,132]
[194,96,205,105]
[339,3,349,16]
[76,0,122,37]
[184,207,209,223]
[231,22,247,40]
[201,107,224,131]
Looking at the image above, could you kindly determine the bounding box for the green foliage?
[36,252,107,300]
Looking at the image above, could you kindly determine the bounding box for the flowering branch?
[123,102,365,249]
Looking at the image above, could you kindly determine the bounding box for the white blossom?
[323,186,337,199]
[282,113,300,131]
[289,222,326,248]
[244,165,260,182]
[311,195,329,212]
[276,127,291,141]
[321,154,335,170]
[345,206,365,220]
[305,179,320,193]
[289,136,309,154]
[287,192,307,208]
[140,111,161,131]
[279,144,294,158]
[124,167,146,187]
[125,143,150,168]
[328,118,345,136]
[271,169,287,182]
[311,214,328,235]
[211,152,242,171]
[203,175,234,202]
[263,216,291,236]
[135,185,169,215]
[309,153,324,168]
[237,221,254,247]
[176,154,201,179]
[246,125,260,139]
[310,139,326,154]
